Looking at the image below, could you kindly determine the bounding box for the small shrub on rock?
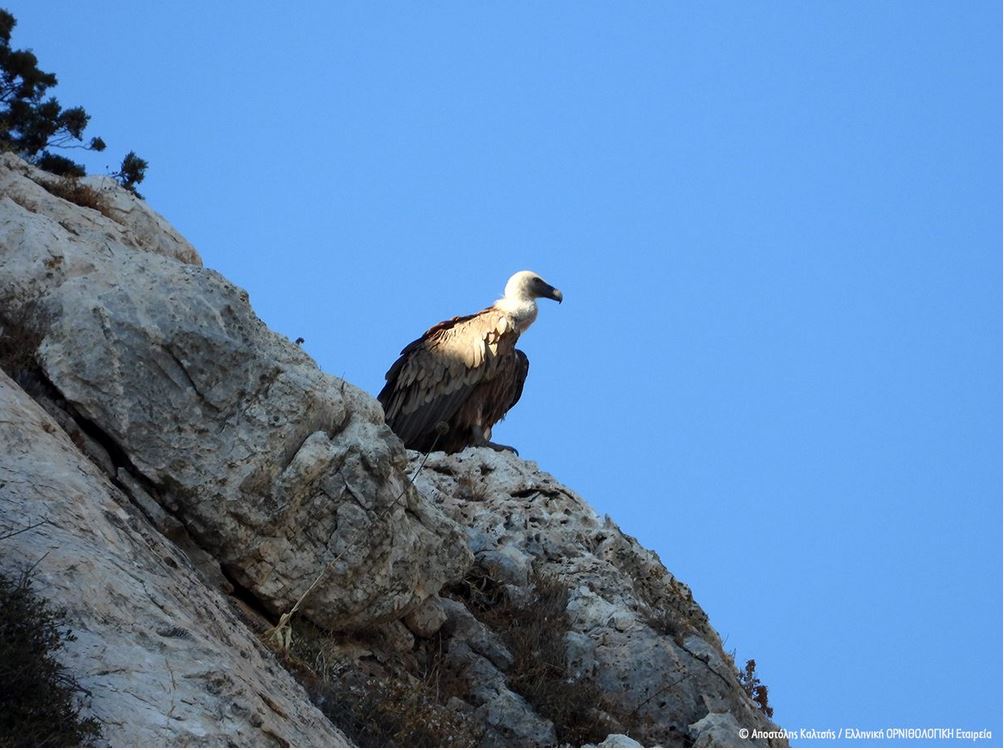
[277,621,482,747]
[738,658,774,718]
[457,568,620,746]
[0,569,100,746]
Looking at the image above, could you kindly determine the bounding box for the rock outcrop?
[412,450,780,747]
[0,153,470,634]
[0,370,347,747]
[0,154,783,746]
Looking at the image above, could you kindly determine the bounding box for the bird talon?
[485,441,518,456]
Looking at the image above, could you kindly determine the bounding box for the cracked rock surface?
[0,153,472,743]
[0,152,783,747]
[0,370,348,747]
[413,448,786,747]
[0,153,470,632]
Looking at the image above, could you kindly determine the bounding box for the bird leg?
[470,426,519,455]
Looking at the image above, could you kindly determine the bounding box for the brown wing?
[454,348,529,438]
[378,306,520,451]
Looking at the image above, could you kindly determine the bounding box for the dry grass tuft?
[274,621,482,747]
[39,177,114,218]
[455,474,489,502]
[455,568,620,746]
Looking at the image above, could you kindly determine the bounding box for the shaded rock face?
[413,449,785,747]
[0,152,783,747]
[0,370,348,747]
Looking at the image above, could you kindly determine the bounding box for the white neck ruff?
[494,296,538,332]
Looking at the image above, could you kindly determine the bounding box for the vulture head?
[496,270,562,332]
[504,270,563,303]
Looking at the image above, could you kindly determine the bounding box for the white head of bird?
[495,270,563,332]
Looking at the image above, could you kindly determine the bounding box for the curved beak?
[532,276,563,303]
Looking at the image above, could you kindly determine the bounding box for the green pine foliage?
[0,8,147,192]
[113,150,148,196]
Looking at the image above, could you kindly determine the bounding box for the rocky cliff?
[0,154,783,747]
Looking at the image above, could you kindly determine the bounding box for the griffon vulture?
[378,270,562,454]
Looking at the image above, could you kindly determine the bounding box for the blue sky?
[9,2,1001,745]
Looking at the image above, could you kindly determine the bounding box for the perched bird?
[378,270,563,454]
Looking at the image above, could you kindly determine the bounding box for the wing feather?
[377,306,519,451]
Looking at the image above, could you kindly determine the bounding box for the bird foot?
[484,440,519,456]
[469,427,519,456]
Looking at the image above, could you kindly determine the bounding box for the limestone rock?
[473,684,556,748]
[0,152,200,266]
[403,595,449,638]
[405,597,554,747]
[0,149,783,748]
[0,153,472,632]
[0,371,347,747]
[413,448,786,747]
[446,640,555,747]
[690,711,757,747]
[597,734,644,748]
[440,597,514,672]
